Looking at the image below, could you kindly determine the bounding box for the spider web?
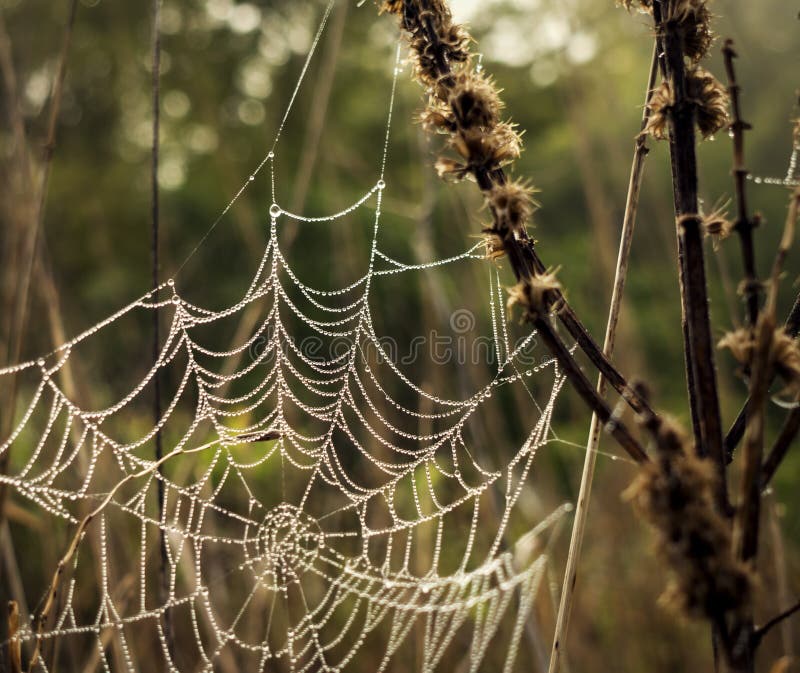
[1,4,574,672]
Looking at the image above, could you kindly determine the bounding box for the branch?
[761,406,800,489]
[752,599,800,647]
[653,0,728,511]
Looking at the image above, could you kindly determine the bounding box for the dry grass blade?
[548,43,659,673]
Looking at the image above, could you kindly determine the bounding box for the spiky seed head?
[487,180,538,235]
[449,69,503,129]
[506,269,562,321]
[701,202,734,246]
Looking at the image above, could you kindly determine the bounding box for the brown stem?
[722,40,759,327]
[653,1,728,513]
[761,406,800,489]
[752,598,800,647]
[386,0,654,457]
[534,316,647,463]
[402,0,658,424]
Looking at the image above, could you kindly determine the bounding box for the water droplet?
[37,358,45,368]
[267,151,275,159]
[269,204,282,218]
[376,179,386,190]
[249,175,255,182]
[755,177,763,184]
[525,370,532,376]
[167,278,175,287]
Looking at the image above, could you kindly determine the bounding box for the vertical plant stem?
[548,44,658,673]
[0,0,78,526]
[149,0,173,662]
[653,1,727,512]
[722,40,759,327]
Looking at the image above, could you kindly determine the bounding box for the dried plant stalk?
[548,45,659,673]
[379,0,650,462]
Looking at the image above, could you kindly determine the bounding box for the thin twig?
[149,0,173,662]
[548,43,658,673]
[752,599,800,647]
[761,406,800,489]
[722,40,759,327]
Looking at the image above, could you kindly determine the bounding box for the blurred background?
[1,0,798,670]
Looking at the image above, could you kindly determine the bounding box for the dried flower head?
[718,327,755,367]
[449,69,503,129]
[771,328,800,397]
[481,226,506,261]
[625,414,752,619]
[668,0,714,62]
[419,100,456,133]
[487,180,538,235]
[687,66,730,139]
[436,123,522,180]
[617,0,652,12]
[506,268,562,321]
[451,123,522,165]
[718,327,800,396]
[643,68,729,141]
[701,201,734,246]
[642,80,673,141]
[378,0,405,15]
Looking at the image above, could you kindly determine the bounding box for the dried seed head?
[419,101,456,133]
[506,268,562,321]
[718,327,800,396]
[643,69,729,141]
[434,157,470,180]
[718,327,754,367]
[688,67,730,139]
[625,414,753,620]
[450,123,522,165]
[617,0,653,12]
[701,202,734,245]
[378,0,405,15]
[668,0,714,61]
[449,69,503,129]
[487,180,538,235]
[642,80,674,141]
[480,228,506,261]
[772,328,800,397]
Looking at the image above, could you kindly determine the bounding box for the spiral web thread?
[0,6,574,672]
